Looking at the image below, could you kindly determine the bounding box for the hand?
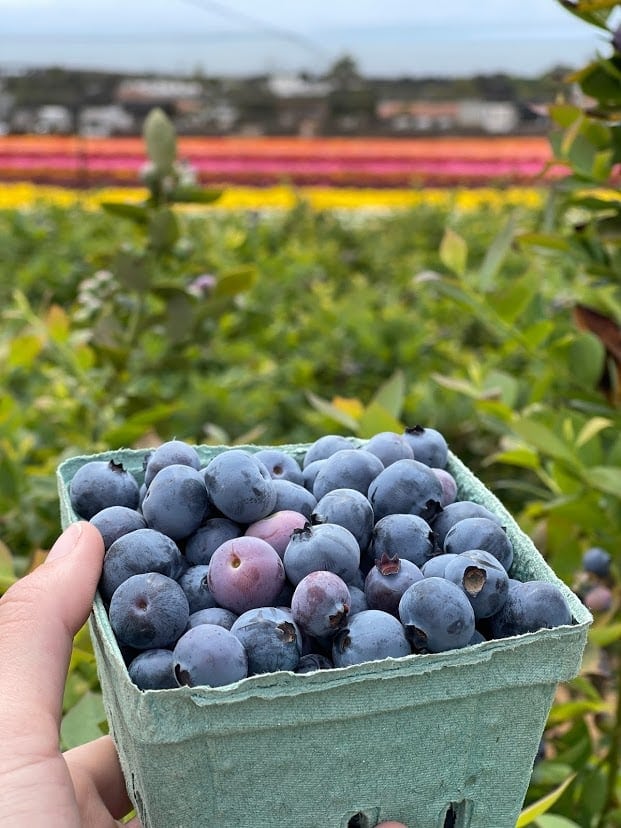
[0,521,140,827]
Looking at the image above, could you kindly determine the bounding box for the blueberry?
[421,553,460,579]
[207,536,286,615]
[363,431,414,466]
[144,440,201,488]
[302,459,326,492]
[90,505,146,550]
[443,517,514,572]
[173,624,248,687]
[430,500,504,547]
[203,449,277,524]
[252,449,304,485]
[187,607,238,630]
[271,478,317,519]
[369,513,438,569]
[398,577,476,653]
[402,424,449,468]
[444,550,509,620]
[582,547,611,579]
[312,488,375,554]
[367,459,443,523]
[291,570,351,639]
[230,606,302,675]
[489,580,572,638]
[332,609,411,667]
[295,653,334,673]
[313,448,384,501]
[303,435,354,468]
[184,518,244,566]
[364,554,424,616]
[245,510,308,559]
[584,585,613,613]
[347,585,369,616]
[178,565,218,613]
[127,648,176,690]
[431,467,458,506]
[142,464,210,541]
[100,528,183,603]
[109,572,190,650]
[69,459,140,520]
[283,522,361,586]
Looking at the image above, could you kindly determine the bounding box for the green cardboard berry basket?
[57,441,592,828]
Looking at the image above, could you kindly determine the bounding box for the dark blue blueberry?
[489,580,573,638]
[313,448,384,501]
[303,459,326,492]
[444,550,509,620]
[173,624,248,687]
[582,547,611,578]
[367,459,443,523]
[109,572,190,650]
[347,585,369,616]
[230,606,302,675]
[203,449,277,524]
[100,528,183,603]
[312,487,375,554]
[332,609,411,667]
[402,425,449,468]
[431,467,458,506]
[90,505,146,550]
[363,431,414,466]
[187,607,238,630]
[271,478,317,519]
[398,577,475,653]
[430,500,504,547]
[443,517,514,572]
[127,648,176,690]
[144,440,201,488]
[303,435,354,468]
[369,513,438,569]
[283,522,361,586]
[142,464,210,541]
[252,449,304,485]
[295,653,334,673]
[70,459,140,520]
[184,518,243,566]
[178,565,218,613]
[421,553,460,579]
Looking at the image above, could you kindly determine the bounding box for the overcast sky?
[0,0,615,77]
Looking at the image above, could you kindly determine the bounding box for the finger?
[65,735,134,820]
[0,521,104,754]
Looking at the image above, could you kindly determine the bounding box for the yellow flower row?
[0,181,545,213]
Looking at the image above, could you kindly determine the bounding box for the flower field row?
[0,181,546,213]
[0,134,563,188]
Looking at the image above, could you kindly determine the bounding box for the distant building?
[78,105,135,137]
[115,77,205,122]
[267,74,332,135]
[33,105,73,134]
[376,98,520,134]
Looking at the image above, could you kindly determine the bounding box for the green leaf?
[143,107,176,173]
[569,331,606,389]
[0,539,16,593]
[575,416,613,447]
[113,250,150,291]
[7,334,42,369]
[171,186,223,204]
[548,104,583,129]
[516,232,571,252]
[369,370,405,419]
[589,621,621,646]
[432,373,480,398]
[510,419,578,466]
[306,391,359,432]
[488,446,541,471]
[102,402,179,446]
[212,266,258,298]
[582,465,621,496]
[515,774,576,827]
[478,211,518,291]
[534,816,582,828]
[60,691,107,750]
[100,201,148,224]
[357,402,404,438]
[148,208,180,252]
[439,228,468,276]
[546,699,611,726]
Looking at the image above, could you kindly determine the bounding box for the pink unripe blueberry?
[207,536,286,615]
[245,510,308,558]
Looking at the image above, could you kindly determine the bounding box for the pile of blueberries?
[68,427,573,691]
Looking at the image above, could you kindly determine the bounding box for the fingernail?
[47,522,84,562]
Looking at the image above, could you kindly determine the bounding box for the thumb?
[0,521,105,751]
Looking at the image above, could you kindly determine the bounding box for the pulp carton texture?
[57,442,592,828]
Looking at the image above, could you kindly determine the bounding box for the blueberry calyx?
[463,566,487,597]
[375,552,401,576]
